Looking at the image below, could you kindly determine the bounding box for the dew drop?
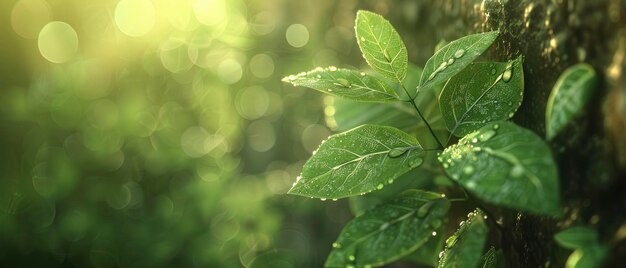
[510,165,525,178]
[332,242,341,248]
[459,220,465,226]
[432,231,437,236]
[447,58,455,65]
[442,163,449,169]
[430,219,442,229]
[439,251,444,259]
[417,201,434,217]
[479,130,497,141]
[337,78,351,87]
[408,157,424,168]
[454,49,465,58]
[508,112,514,118]
[388,147,408,158]
[321,198,327,201]
[471,137,478,144]
[360,72,366,76]
[387,179,394,184]
[376,183,384,190]
[490,68,496,75]
[502,68,513,82]
[360,37,365,42]
[445,235,458,248]
[348,255,355,261]
[438,62,448,70]
[463,165,475,175]
[328,66,337,71]
[493,124,500,130]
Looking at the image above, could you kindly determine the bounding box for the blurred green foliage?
[0,0,425,267]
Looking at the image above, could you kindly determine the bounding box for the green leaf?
[325,190,450,267]
[348,158,440,216]
[327,65,448,145]
[439,121,561,216]
[289,125,425,199]
[439,57,524,137]
[405,228,446,267]
[419,31,499,90]
[355,10,408,82]
[555,226,599,250]
[565,245,608,268]
[545,64,598,140]
[438,210,488,268]
[282,67,398,102]
[478,247,506,268]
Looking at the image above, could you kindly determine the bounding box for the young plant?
[283,10,561,267]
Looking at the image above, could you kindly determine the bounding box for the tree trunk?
[381,0,626,266]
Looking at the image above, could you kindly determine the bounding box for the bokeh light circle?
[114,0,156,37]
[193,0,226,26]
[285,24,309,48]
[246,120,276,152]
[38,21,79,63]
[11,0,52,39]
[249,53,275,79]
[217,59,243,84]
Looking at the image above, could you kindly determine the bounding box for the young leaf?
[545,64,598,140]
[325,190,450,267]
[555,226,599,250]
[288,125,425,199]
[440,57,524,137]
[439,121,561,216]
[355,10,408,82]
[419,31,499,90]
[282,67,398,102]
[438,210,488,268]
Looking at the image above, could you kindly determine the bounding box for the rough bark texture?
[381,0,626,266]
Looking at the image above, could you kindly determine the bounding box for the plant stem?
[400,84,444,149]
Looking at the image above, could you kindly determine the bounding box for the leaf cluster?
[283,10,597,268]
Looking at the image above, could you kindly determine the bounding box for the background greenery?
[0,0,427,267]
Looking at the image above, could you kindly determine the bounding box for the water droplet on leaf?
[388,147,408,158]
[332,242,341,248]
[446,235,458,248]
[408,157,423,168]
[376,183,384,190]
[511,165,525,178]
[479,130,496,141]
[417,201,434,218]
[454,49,465,58]
[502,68,513,82]
[337,78,351,87]
[463,165,475,175]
